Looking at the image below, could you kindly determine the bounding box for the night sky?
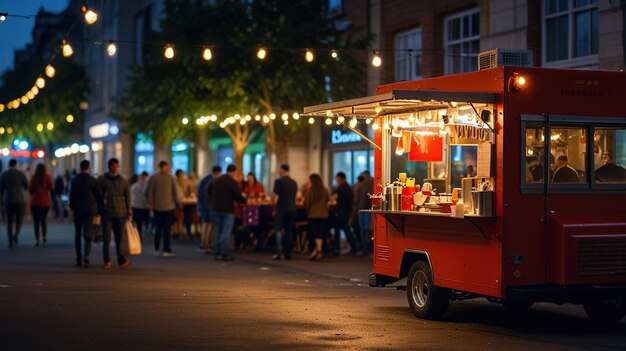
[0,0,69,75]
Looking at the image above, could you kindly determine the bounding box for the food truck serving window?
[521,115,626,194]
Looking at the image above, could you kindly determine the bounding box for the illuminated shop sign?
[89,122,120,139]
[331,129,362,144]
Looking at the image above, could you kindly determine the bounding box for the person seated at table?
[595,151,626,183]
[242,172,266,250]
[304,174,330,261]
[552,155,580,183]
[243,172,265,200]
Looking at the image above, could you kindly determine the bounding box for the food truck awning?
[303,90,496,118]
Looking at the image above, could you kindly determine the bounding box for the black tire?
[583,299,626,324]
[406,261,451,320]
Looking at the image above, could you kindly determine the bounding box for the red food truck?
[304,66,626,323]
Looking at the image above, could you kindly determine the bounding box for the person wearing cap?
[207,164,247,261]
[70,160,99,267]
[271,164,298,260]
[96,158,132,269]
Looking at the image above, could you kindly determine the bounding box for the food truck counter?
[361,209,494,219]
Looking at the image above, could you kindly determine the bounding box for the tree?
[0,58,88,147]
[122,0,371,171]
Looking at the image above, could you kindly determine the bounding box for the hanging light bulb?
[62,40,74,57]
[107,41,117,56]
[26,91,35,100]
[372,52,382,67]
[66,114,74,123]
[395,138,404,156]
[330,50,338,59]
[46,122,54,130]
[182,117,189,125]
[36,123,44,132]
[308,117,315,124]
[254,115,261,121]
[257,47,267,60]
[269,113,276,120]
[305,49,314,62]
[82,6,98,25]
[262,115,270,124]
[31,86,39,95]
[202,47,212,61]
[164,45,174,59]
[337,115,345,123]
[0,13,6,21]
[283,120,289,125]
[349,117,357,129]
[325,117,332,125]
[36,77,45,89]
[21,96,29,104]
[292,112,300,120]
[281,113,289,121]
[245,114,252,121]
[45,65,55,78]
[365,118,372,125]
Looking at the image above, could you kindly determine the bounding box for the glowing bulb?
[203,47,212,61]
[325,118,332,125]
[263,115,269,123]
[257,48,267,60]
[245,114,252,121]
[281,113,288,121]
[331,50,338,59]
[283,120,289,125]
[107,42,117,56]
[182,117,189,125]
[27,91,35,99]
[0,14,6,21]
[254,115,261,121]
[269,113,276,120]
[31,86,39,95]
[0,127,4,134]
[372,122,379,130]
[308,117,315,124]
[36,123,44,132]
[305,50,314,62]
[337,115,345,123]
[46,122,54,130]
[83,7,98,25]
[365,118,372,125]
[0,104,4,113]
[349,117,357,128]
[36,77,45,89]
[45,65,55,78]
[21,96,29,104]
[7,127,13,134]
[164,46,174,59]
[62,41,74,57]
[66,114,74,123]
[517,76,526,86]
[240,119,246,125]
[292,112,300,120]
[372,53,382,67]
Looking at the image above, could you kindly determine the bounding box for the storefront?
[85,118,122,175]
[323,126,374,187]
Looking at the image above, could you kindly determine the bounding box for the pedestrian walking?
[197,165,222,253]
[53,174,65,219]
[146,161,180,257]
[271,164,298,260]
[332,172,361,255]
[303,174,330,261]
[130,171,150,239]
[96,158,132,269]
[69,160,99,267]
[207,164,246,261]
[28,163,54,246]
[354,171,374,257]
[0,159,28,248]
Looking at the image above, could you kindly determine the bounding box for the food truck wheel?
[407,261,451,320]
[583,299,626,324]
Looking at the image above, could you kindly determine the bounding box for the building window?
[444,8,480,75]
[394,27,422,81]
[543,0,598,67]
[329,0,342,13]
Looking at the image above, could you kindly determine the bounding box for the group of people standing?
[1,159,54,249]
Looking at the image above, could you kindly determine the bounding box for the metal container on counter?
[471,190,494,216]
[383,185,403,211]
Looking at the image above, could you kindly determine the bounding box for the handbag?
[120,220,142,255]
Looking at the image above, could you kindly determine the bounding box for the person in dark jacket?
[207,164,246,261]
[70,160,99,267]
[0,159,28,248]
[332,172,361,255]
[97,158,132,269]
[271,164,298,260]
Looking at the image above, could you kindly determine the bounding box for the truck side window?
[524,126,545,183]
[549,127,586,183]
[593,128,626,184]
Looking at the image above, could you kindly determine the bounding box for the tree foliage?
[0,57,88,146]
[121,0,371,166]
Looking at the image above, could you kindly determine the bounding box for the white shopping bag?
[121,220,142,256]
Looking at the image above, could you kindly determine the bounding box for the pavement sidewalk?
[1,220,374,284]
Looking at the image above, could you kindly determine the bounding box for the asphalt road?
[1,222,625,351]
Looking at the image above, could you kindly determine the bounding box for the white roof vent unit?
[478,48,533,70]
